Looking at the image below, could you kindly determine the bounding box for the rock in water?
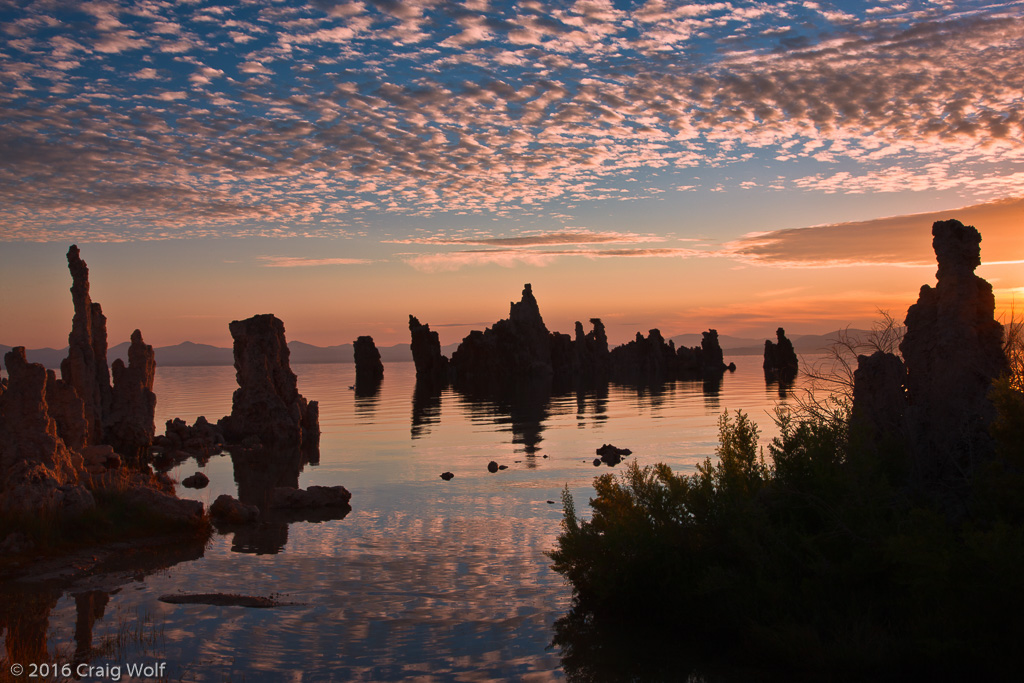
[900,219,1008,482]
[409,315,450,386]
[106,330,157,464]
[450,284,554,390]
[596,444,632,467]
[210,494,260,524]
[59,245,112,446]
[269,485,352,509]
[181,472,209,489]
[573,318,611,384]
[610,329,676,382]
[763,327,799,381]
[698,329,729,376]
[217,314,320,450]
[353,335,384,388]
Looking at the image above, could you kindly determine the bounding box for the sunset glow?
[2,0,1022,349]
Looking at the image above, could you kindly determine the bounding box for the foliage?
[1003,302,1023,393]
[552,406,1024,680]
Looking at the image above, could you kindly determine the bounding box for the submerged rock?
[158,593,297,608]
[596,444,632,467]
[181,472,209,489]
[218,314,319,451]
[269,485,351,509]
[210,494,260,524]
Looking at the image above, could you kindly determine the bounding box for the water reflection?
[73,590,109,665]
[575,384,610,428]
[766,377,795,399]
[354,377,382,406]
[3,360,813,681]
[410,381,442,440]
[444,375,728,460]
[0,536,207,670]
[223,445,348,554]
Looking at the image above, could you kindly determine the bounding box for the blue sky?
[2,0,1023,348]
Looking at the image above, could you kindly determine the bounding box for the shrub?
[552,406,1024,678]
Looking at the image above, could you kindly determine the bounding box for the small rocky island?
[763,327,799,382]
[410,283,735,393]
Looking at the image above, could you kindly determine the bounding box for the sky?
[1,0,1023,351]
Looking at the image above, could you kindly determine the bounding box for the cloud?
[1,1,1023,239]
[256,256,374,267]
[401,245,704,271]
[723,197,1024,267]
[388,230,663,246]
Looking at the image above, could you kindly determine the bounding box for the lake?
[4,357,813,681]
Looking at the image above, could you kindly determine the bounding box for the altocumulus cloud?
[0,1,1022,240]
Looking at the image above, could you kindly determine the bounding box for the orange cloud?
[723,197,1024,268]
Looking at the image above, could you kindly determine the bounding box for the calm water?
[6,359,810,681]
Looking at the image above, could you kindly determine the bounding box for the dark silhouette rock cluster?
[217,314,320,451]
[156,415,224,460]
[409,284,733,394]
[611,328,732,383]
[763,327,799,382]
[596,444,632,467]
[0,347,93,515]
[449,284,555,391]
[851,219,1009,488]
[0,246,193,520]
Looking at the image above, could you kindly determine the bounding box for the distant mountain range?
[2,329,881,369]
